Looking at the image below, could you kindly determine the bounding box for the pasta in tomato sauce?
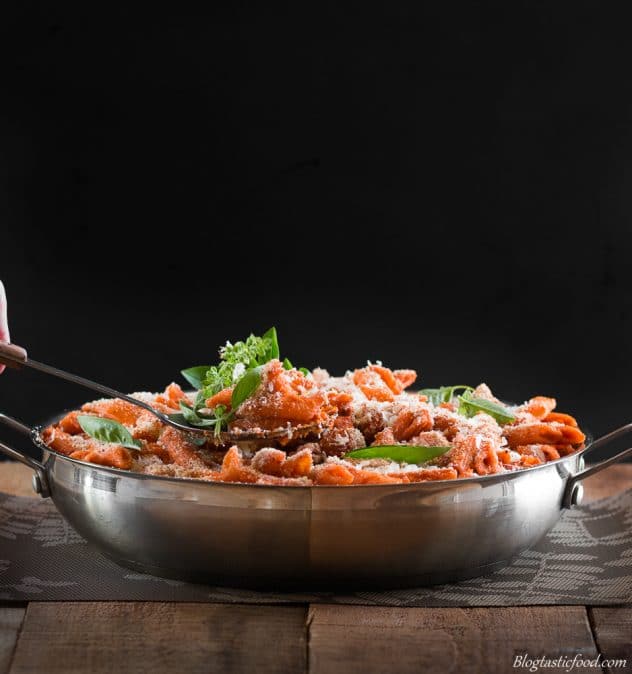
[41,359,585,485]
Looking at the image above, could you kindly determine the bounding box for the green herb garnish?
[231,367,263,409]
[179,328,310,436]
[200,328,279,399]
[419,385,473,406]
[456,390,515,425]
[210,404,234,439]
[77,415,142,451]
[418,384,515,424]
[170,401,234,440]
[345,445,451,464]
[262,327,280,361]
[177,401,218,427]
[180,366,211,390]
[283,358,310,376]
[192,389,207,411]
[179,327,289,435]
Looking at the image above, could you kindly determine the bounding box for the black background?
[1,3,631,460]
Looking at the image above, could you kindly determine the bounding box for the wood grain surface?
[7,603,307,674]
[308,605,600,674]
[0,609,24,674]
[589,608,632,672]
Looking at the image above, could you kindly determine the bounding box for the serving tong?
[0,342,321,445]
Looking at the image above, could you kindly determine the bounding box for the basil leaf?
[166,411,210,444]
[262,327,280,361]
[420,385,473,405]
[445,385,473,401]
[418,388,443,406]
[457,391,515,424]
[345,445,451,464]
[231,366,262,409]
[177,401,218,427]
[283,358,310,376]
[193,389,207,411]
[77,415,142,451]
[167,412,188,425]
[181,366,210,390]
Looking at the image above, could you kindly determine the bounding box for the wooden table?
[1,463,630,674]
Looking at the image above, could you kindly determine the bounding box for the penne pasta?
[40,346,586,485]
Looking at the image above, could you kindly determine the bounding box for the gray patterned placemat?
[1,490,631,605]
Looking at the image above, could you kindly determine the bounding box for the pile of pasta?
[41,360,586,485]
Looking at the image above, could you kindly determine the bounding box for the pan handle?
[562,422,632,508]
[0,342,187,435]
[0,412,50,498]
[0,342,27,367]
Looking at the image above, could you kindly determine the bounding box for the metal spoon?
[0,342,322,444]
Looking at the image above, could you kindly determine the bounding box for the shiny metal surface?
[0,412,629,589]
[0,413,50,497]
[41,448,579,588]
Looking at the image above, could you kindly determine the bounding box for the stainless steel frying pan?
[1,409,630,590]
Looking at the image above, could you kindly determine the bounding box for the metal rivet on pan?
[570,483,584,506]
[31,474,42,494]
